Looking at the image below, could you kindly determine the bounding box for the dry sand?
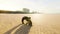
[0,14,60,34]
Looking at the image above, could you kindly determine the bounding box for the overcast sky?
[0,0,60,13]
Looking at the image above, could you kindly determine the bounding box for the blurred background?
[0,0,60,34]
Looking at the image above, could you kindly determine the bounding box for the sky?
[0,0,60,13]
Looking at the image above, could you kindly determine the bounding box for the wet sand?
[0,14,60,34]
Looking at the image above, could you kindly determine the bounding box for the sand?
[0,14,60,34]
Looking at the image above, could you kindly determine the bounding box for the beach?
[0,14,60,34]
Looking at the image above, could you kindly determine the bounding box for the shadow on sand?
[4,24,32,34]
